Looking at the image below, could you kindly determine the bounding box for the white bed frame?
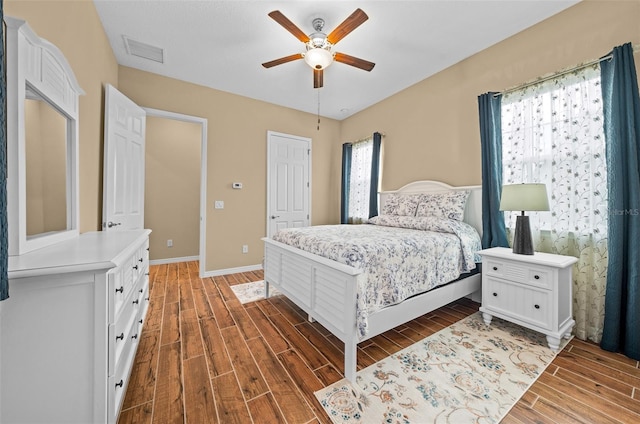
[262,181,482,382]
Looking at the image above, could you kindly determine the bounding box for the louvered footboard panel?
[281,253,313,309]
[263,239,360,341]
[313,266,355,336]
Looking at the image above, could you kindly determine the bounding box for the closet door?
[266,131,311,238]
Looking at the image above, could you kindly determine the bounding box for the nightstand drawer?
[484,278,552,330]
[485,259,552,289]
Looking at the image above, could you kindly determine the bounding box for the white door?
[103,84,146,231]
[267,131,311,237]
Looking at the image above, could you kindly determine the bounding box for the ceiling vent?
[123,36,164,63]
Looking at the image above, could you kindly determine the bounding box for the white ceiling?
[93,0,580,120]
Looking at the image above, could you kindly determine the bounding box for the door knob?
[106,221,122,228]
[271,215,280,219]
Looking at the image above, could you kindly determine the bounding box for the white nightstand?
[478,247,578,351]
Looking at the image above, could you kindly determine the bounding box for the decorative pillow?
[415,190,470,221]
[380,193,421,216]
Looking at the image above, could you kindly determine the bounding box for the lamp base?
[512,215,534,255]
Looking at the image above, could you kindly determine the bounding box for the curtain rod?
[494,43,640,97]
[347,132,385,145]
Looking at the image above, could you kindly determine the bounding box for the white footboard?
[263,238,365,381]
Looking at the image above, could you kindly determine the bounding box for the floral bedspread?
[271,216,481,338]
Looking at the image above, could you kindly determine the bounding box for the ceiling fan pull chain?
[317,88,321,131]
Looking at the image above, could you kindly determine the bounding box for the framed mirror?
[5,17,84,256]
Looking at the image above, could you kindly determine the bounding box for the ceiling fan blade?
[313,69,324,88]
[268,10,310,43]
[326,8,368,45]
[262,53,303,68]
[334,52,375,72]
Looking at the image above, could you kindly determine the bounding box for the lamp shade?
[499,183,550,212]
[304,48,333,70]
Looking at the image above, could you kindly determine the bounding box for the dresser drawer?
[109,320,140,422]
[111,278,145,367]
[136,281,150,329]
[484,259,552,289]
[109,270,125,321]
[131,240,149,281]
[484,277,552,330]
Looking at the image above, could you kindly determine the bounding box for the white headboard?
[379,180,483,237]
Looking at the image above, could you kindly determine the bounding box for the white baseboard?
[148,257,263,277]
[202,264,263,278]
[149,255,199,265]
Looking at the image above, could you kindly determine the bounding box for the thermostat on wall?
[232,182,243,189]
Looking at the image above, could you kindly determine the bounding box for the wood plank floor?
[118,262,640,423]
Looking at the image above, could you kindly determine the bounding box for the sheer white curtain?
[348,138,373,223]
[501,64,608,342]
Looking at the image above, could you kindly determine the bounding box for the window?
[341,133,382,224]
[501,65,608,240]
[347,138,374,222]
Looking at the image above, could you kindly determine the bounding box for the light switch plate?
[214,200,224,209]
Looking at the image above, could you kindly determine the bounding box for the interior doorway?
[143,108,208,277]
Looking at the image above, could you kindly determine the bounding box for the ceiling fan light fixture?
[304,47,333,70]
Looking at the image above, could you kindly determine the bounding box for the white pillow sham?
[415,190,470,221]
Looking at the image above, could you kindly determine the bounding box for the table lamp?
[499,183,549,255]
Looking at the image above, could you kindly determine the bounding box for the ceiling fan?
[262,8,375,88]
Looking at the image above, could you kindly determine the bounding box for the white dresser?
[478,247,578,351]
[0,230,150,424]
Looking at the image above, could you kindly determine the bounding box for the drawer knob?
[133,299,139,305]
[133,265,139,271]
[493,292,498,297]
[139,319,143,324]
[131,334,138,340]
[115,379,124,389]
[139,258,143,263]
[145,297,150,301]
[116,333,124,341]
[146,247,150,251]
[139,288,143,293]
[534,275,540,280]
[115,286,123,294]
[492,266,498,271]
[534,304,540,309]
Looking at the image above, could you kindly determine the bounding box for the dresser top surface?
[8,230,151,279]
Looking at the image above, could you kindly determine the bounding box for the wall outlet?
[214,200,224,209]
[167,239,173,247]
[242,245,248,254]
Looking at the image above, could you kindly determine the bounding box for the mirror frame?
[5,17,84,256]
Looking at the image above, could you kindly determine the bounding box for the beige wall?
[340,0,640,191]
[145,117,201,260]
[6,0,639,273]
[117,67,341,271]
[6,0,119,232]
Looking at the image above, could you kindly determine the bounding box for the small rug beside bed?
[229,280,280,304]
[315,312,570,423]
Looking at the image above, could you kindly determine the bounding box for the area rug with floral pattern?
[315,312,571,423]
[230,280,280,304]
